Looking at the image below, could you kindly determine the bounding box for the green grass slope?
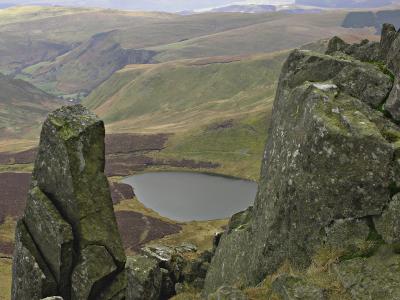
[83,52,288,179]
[0,6,174,74]
[19,31,157,95]
[0,73,61,140]
[15,7,376,96]
[149,11,377,62]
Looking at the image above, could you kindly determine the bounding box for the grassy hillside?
[84,52,287,179]
[0,6,377,96]
[0,6,174,74]
[149,11,377,62]
[19,32,157,95]
[0,73,61,140]
[12,9,282,94]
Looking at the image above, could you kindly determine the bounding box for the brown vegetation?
[109,182,135,205]
[0,149,37,165]
[105,133,169,154]
[115,211,181,253]
[0,173,31,224]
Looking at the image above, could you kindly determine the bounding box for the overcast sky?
[0,0,294,12]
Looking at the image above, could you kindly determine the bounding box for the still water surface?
[122,172,258,221]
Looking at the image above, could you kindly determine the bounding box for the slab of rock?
[12,220,57,300]
[324,218,370,251]
[327,36,383,62]
[125,255,162,300]
[385,77,400,121]
[12,105,126,300]
[205,42,397,292]
[333,64,392,108]
[71,245,117,300]
[374,194,400,244]
[272,274,326,300]
[33,105,125,267]
[381,23,398,61]
[24,186,73,296]
[208,286,248,300]
[334,247,400,299]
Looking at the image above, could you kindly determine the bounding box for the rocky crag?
[11,105,213,300]
[11,105,126,300]
[204,24,400,298]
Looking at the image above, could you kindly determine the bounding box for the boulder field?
[11,23,400,299]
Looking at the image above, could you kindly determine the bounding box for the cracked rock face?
[12,105,126,300]
[204,27,400,293]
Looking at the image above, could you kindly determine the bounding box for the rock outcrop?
[12,105,126,300]
[204,24,400,297]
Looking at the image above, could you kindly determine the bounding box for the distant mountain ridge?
[207,4,277,13]
[296,0,392,8]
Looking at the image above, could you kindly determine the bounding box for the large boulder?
[12,105,126,300]
[272,274,326,300]
[334,247,400,299]
[326,36,383,63]
[125,255,162,300]
[204,41,399,292]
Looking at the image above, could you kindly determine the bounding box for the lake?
[122,172,258,221]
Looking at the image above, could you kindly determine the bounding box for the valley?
[0,3,393,299]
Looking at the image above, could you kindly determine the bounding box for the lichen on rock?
[204,25,400,297]
[12,104,126,300]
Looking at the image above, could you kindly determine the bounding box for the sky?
[0,0,295,12]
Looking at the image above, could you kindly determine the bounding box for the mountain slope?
[22,31,157,95]
[149,11,377,62]
[0,73,61,139]
[83,52,288,179]
[296,0,392,8]
[0,6,174,74]
[84,52,286,133]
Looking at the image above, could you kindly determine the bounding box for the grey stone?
[12,221,57,300]
[326,36,348,55]
[375,194,400,244]
[333,64,393,108]
[324,218,370,251]
[125,255,162,300]
[385,77,400,121]
[160,268,175,299]
[381,23,398,61]
[12,105,126,299]
[334,247,400,300]
[205,49,396,293]
[175,242,198,254]
[141,244,175,264]
[71,245,117,300]
[272,274,326,300]
[326,36,383,62]
[208,286,248,300]
[32,105,125,267]
[24,185,73,296]
[227,206,253,233]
